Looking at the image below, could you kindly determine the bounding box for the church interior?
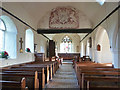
[0,1,120,89]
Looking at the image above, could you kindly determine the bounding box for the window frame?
[0,18,6,31]
[61,36,72,53]
[0,18,6,51]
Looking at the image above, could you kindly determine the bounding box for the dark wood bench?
[25,62,53,79]
[24,61,59,77]
[1,61,59,89]
[78,67,120,72]
[0,77,26,89]
[81,71,120,89]
[20,64,49,84]
[0,71,39,89]
[75,62,119,89]
[75,62,113,81]
[2,68,45,89]
[3,61,56,85]
[77,69,120,88]
[84,76,120,89]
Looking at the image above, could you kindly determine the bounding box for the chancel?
[0,1,120,89]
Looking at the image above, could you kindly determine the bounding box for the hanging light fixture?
[96,0,106,5]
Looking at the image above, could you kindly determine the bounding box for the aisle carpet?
[45,63,79,89]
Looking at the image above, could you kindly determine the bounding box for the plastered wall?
[0,3,48,67]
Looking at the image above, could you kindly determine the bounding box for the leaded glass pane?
[60,36,72,53]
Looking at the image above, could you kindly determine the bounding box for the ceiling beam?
[37,28,93,34]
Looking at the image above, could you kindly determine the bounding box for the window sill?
[0,58,16,60]
[25,52,34,54]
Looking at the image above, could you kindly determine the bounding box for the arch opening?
[0,15,17,59]
[94,26,113,63]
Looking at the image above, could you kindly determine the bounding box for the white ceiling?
[18,2,104,40]
[20,2,104,26]
[2,2,118,40]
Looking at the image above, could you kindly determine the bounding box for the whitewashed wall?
[37,8,92,29]
[1,2,119,68]
[0,3,48,67]
[53,34,80,53]
[80,2,119,68]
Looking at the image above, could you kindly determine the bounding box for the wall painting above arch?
[49,6,79,29]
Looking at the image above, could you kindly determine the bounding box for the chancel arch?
[94,26,113,63]
[0,15,17,59]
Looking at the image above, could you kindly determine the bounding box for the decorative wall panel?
[49,6,79,29]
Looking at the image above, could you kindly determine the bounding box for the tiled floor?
[45,63,79,89]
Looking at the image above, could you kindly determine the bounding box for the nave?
[46,62,79,88]
[0,1,120,90]
[0,58,120,89]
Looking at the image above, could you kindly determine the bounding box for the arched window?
[0,19,6,51]
[0,15,17,59]
[60,36,72,53]
[25,29,34,53]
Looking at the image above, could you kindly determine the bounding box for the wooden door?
[49,40,55,60]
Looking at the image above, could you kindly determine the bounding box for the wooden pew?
[0,77,26,89]
[75,61,95,72]
[77,67,120,84]
[75,62,118,88]
[26,63,53,80]
[2,68,45,89]
[1,60,59,89]
[77,67,120,79]
[20,64,49,84]
[26,62,53,79]
[78,67,120,72]
[4,63,50,85]
[81,71,120,89]
[24,61,59,77]
[75,62,113,81]
[1,71,39,89]
[29,61,59,74]
[76,67,120,88]
[35,71,39,89]
[84,76,120,89]
[2,71,39,89]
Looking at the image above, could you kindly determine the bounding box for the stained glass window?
[60,36,72,53]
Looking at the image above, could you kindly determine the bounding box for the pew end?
[35,71,39,89]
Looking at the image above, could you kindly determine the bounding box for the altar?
[58,53,80,60]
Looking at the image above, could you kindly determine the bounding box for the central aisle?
[45,63,79,89]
